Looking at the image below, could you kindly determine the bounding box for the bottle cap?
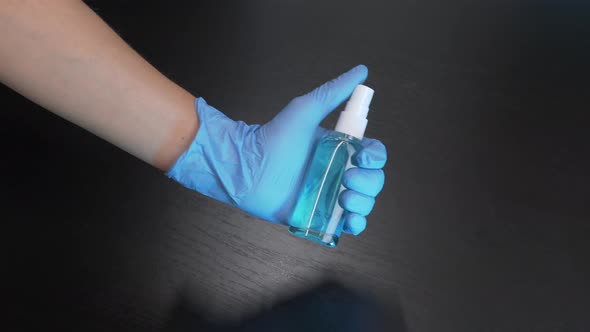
[334,85,374,139]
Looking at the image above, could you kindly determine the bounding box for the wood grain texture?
[3,0,590,331]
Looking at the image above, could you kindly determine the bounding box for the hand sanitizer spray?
[288,85,374,247]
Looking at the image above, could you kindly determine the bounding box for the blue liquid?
[289,131,362,247]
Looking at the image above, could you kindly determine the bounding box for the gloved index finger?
[306,64,368,121]
[354,137,387,169]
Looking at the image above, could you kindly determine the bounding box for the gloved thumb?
[279,65,368,129]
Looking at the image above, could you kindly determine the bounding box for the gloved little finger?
[342,212,367,236]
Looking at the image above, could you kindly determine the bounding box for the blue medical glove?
[167,65,386,235]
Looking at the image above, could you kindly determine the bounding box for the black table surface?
[3,1,590,331]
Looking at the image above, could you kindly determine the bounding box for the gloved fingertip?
[340,190,375,216]
[356,139,387,169]
[342,168,385,197]
[351,64,368,77]
[300,65,369,125]
[340,64,368,84]
[346,213,367,236]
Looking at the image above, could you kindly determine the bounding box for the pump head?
[334,85,374,139]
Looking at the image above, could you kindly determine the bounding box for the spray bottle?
[288,85,374,247]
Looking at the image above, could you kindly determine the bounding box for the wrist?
[155,95,200,172]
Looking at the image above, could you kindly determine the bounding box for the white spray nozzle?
[334,84,374,139]
[345,85,374,118]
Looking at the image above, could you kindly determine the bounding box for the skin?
[0,0,198,171]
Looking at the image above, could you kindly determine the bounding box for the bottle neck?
[334,110,368,140]
[331,130,363,144]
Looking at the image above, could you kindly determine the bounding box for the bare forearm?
[0,0,198,170]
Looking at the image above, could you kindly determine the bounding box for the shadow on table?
[162,280,406,332]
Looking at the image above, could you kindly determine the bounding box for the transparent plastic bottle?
[288,132,362,247]
[288,85,374,247]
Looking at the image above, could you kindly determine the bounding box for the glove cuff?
[166,97,260,206]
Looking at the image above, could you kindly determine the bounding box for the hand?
[167,65,387,235]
